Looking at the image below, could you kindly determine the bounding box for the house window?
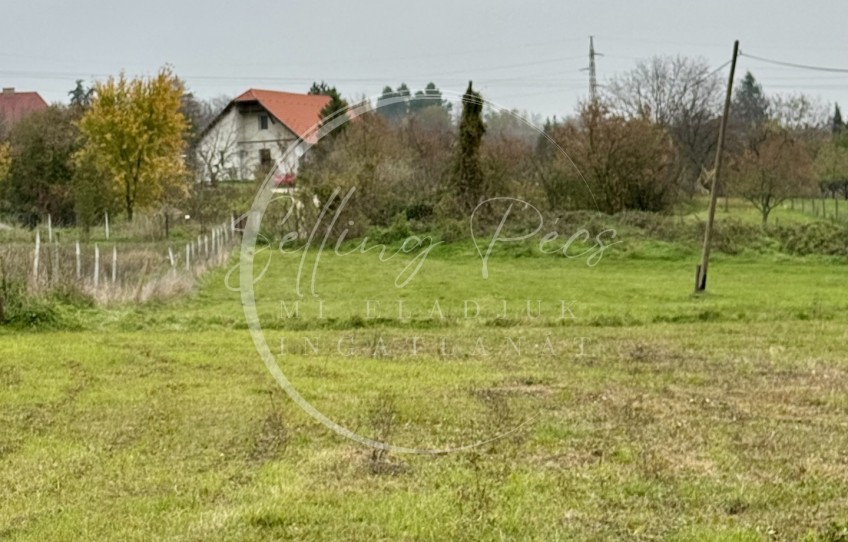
[259,148,272,167]
[259,114,269,130]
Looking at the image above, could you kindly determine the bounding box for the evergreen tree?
[376,85,408,122]
[308,81,348,126]
[410,82,450,115]
[833,103,845,136]
[68,79,94,111]
[453,81,486,213]
[733,71,769,127]
[396,83,411,102]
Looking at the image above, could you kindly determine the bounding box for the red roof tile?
[0,90,48,129]
[234,89,330,142]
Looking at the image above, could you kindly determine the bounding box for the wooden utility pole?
[696,40,739,292]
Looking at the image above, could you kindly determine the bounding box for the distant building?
[195,88,330,184]
[0,87,49,134]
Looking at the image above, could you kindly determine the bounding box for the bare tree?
[815,139,848,199]
[605,56,723,194]
[769,92,830,140]
[550,101,678,213]
[195,119,241,184]
[186,95,239,184]
[730,124,816,224]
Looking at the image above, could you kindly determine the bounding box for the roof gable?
[0,90,48,128]
[234,89,330,142]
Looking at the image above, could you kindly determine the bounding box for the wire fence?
[1,218,242,306]
[786,197,848,224]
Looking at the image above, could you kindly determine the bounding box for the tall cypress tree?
[833,103,845,136]
[454,81,486,213]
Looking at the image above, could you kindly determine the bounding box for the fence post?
[47,214,53,242]
[168,247,175,268]
[94,243,100,289]
[105,212,110,240]
[52,238,59,286]
[33,230,41,287]
[186,244,191,271]
[76,241,82,279]
[111,246,117,284]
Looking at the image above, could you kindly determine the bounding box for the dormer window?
[259,114,269,130]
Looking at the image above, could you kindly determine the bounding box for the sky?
[2,0,847,121]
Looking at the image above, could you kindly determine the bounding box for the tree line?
[295,60,848,232]
[1,58,847,236]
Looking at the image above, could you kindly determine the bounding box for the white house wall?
[196,106,303,182]
[196,107,242,182]
[237,110,300,178]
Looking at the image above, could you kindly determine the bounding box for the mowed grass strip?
[2,247,848,540]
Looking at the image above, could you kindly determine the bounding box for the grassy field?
[3,220,848,540]
[682,196,845,226]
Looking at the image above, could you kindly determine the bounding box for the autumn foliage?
[74,68,188,222]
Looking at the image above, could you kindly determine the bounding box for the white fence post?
[185,244,190,271]
[105,212,110,241]
[94,243,100,289]
[75,241,81,279]
[47,214,53,243]
[111,246,117,284]
[33,230,41,286]
[168,247,175,268]
[51,238,59,286]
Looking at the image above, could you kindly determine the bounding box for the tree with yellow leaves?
[75,67,188,221]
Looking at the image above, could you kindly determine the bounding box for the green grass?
[3,217,848,539]
[685,196,847,226]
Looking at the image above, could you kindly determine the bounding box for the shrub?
[778,222,848,256]
[366,214,413,244]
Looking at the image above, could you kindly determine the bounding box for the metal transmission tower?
[581,36,602,102]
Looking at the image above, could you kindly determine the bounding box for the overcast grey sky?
[2,0,847,120]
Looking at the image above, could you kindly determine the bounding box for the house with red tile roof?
[195,88,330,183]
[0,87,49,135]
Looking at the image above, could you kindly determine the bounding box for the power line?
[740,51,848,74]
[0,54,588,87]
[707,59,733,77]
